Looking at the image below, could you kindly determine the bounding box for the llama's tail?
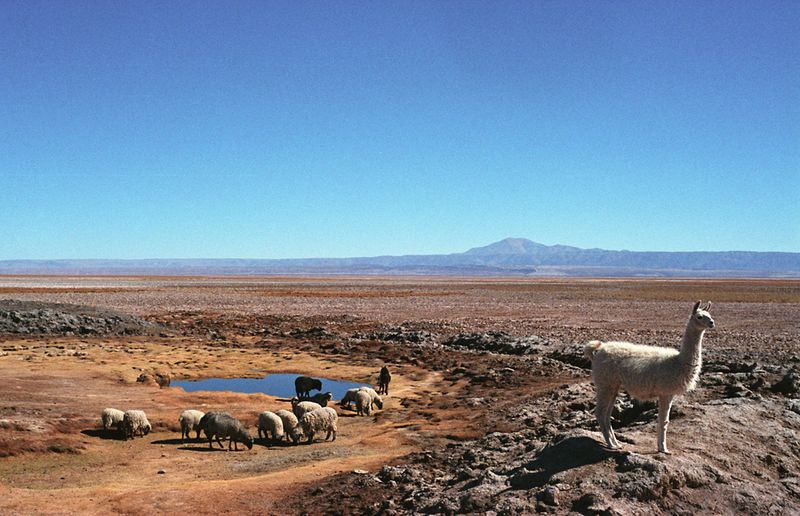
[584,340,603,361]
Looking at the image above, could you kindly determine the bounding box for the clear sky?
[1,1,798,259]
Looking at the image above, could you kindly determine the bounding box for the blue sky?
[1,1,798,259]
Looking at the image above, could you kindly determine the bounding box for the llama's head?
[691,301,715,330]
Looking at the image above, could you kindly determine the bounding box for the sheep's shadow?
[169,441,254,452]
[507,436,618,490]
[150,438,187,446]
[175,445,236,452]
[81,429,124,441]
[257,439,295,448]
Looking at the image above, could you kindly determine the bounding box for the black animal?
[299,391,333,407]
[198,411,229,439]
[295,376,323,398]
[201,412,253,451]
[378,366,391,395]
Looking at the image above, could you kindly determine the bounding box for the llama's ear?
[704,301,712,311]
[692,301,701,314]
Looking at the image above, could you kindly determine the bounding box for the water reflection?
[173,373,369,400]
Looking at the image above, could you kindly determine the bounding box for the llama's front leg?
[657,395,674,454]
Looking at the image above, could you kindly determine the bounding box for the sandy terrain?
[0,276,798,514]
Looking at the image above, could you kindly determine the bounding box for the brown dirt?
[0,335,445,514]
[0,276,798,515]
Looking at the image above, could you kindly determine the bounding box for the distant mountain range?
[1,238,799,277]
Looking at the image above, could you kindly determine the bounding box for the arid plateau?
[0,276,798,515]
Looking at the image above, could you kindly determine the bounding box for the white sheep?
[339,387,383,411]
[257,411,284,444]
[355,390,372,416]
[122,409,151,440]
[586,301,715,454]
[275,409,299,442]
[178,409,205,443]
[359,387,384,410]
[291,406,338,444]
[101,408,125,432]
[292,398,322,419]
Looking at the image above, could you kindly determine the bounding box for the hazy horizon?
[2,237,798,263]
[2,2,798,260]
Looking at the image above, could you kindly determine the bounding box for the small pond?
[172,373,370,400]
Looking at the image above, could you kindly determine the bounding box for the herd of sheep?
[100,369,391,450]
[101,301,715,455]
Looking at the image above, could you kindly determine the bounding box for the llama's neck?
[679,321,705,368]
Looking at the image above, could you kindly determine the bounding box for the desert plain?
[0,276,798,515]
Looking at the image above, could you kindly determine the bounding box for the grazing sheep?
[291,407,338,444]
[257,411,284,444]
[178,409,205,443]
[378,366,391,395]
[299,391,333,407]
[359,387,384,410]
[203,412,253,451]
[586,301,715,454]
[275,409,299,442]
[339,388,361,409]
[101,408,125,432]
[198,411,228,439]
[292,398,322,419]
[355,390,372,416]
[122,410,151,440]
[295,376,323,398]
[339,387,383,411]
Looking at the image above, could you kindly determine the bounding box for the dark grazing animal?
[378,366,391,395]
[299,391,333,407]
[200,411,253,451]
[198,410,229,439]
[295,376,323,398]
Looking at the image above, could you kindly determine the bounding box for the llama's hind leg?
[657,395,674,454]
[607,416,621,449]
[595,385,620,448]
[605,393,621,449]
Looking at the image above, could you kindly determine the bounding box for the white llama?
[585,301,715,453]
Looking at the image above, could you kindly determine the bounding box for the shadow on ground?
[509,435,618,490]
[257,439,295,448]
[81,429,124,441]
[151,438,186,445]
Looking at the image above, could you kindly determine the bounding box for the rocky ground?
[0,299,160,336]
[299,324,800,515]
[0,276,798,515]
